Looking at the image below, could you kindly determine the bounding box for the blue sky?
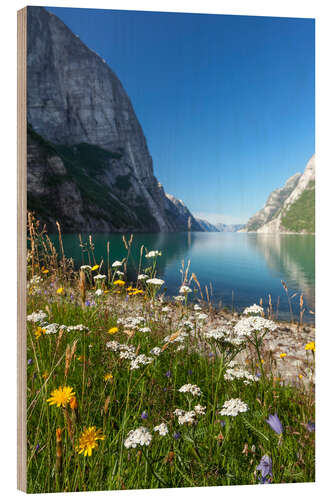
[47,7,315,224]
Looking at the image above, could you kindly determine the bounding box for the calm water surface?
[53,232,315,323]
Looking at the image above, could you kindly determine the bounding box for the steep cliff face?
[258,155,315,234]
[243,173,301,232]
[243,155,315,234]
[27,6,200,233]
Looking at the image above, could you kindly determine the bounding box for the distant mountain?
[27,7,201,233]
[215,223,245,233]
[243,155,315,234]
[195,218,219,232]
[195,218,245,232]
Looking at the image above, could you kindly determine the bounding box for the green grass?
[281,183,315,233]
[26,241,315,493]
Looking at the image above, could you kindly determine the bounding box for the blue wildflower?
[306,421,315,432]
[165,370,171,378]
[266,413,283,435]
[28,358,33,365]
[256,454,273,484]
[173,432,181,440]
[141,410,148,420]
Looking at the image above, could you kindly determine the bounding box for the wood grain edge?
[17,6,27,493]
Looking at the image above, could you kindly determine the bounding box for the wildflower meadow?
[26,215,315,493]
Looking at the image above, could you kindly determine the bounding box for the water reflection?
[248,234,315,310]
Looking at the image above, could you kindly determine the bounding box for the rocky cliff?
[27,6,201,233]
[243,155,315,234]
[243,173,302,232]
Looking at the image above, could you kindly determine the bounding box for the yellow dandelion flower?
[91,265,99,271]
[56,287,64,294]
[76,355,85,362]
[34,326,46,339]
[104,290,109,294]
[305,342,315,352]
[279,353,287,359]
[127,286,133,291]
[42,269,49,274]
[42,370,49,380]
[47,386,75,408]
[108,327,118,335]
[104,373,113,382]
[77,426,105,457]
[298,374,303,379]
[114,280,125,286]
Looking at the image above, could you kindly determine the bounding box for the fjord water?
[56,232,315,323]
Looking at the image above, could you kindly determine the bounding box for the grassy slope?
[281,181,315,233]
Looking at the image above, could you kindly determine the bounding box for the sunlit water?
[51,232,315,323]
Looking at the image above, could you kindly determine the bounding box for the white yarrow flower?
[27,310,47,323]
[243,304,264,316]
[146,278,165,286]
[179,285,192,294]
[145,250,162,258]
[194,404,206,415]
[95,289,103,296]
[138,274,149,280]
[80,265,91,271]
[178,384,202,397]
[153,423,168,436]
[93,274,106,281]
[219,398,248,417]
[112,260,123,268]
[124,427,152,448]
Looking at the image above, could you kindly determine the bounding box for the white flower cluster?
[27,310,47,323]
[130,354,153,370]
[224,367,259,384]
[138,274,149,280]
[194,404,206,415]
[196,313,208,321]
[124,427,152,448]
[117,316,145,329]
[93,274,106,281]
[145,250,162,258]
[174,404,205,425]
[178,384,202,397]
[116,270,124,277]
[243,304,264,316]
[153,423,168,436]
[95,289,103,296]
[219,398,248,417]
[138,327,151,333]
[163,331,188,344]
[106,341,153,370]
[204,327,244,346]
[80,265,91,271]
[234,317,277,340]
[161,306,171,313]
[146,278,165,286]
[179,285,192,294]
[194,304,202,311]
[150,347,162,356]
[112,260,123,268]
[174,295,185,302]
[174,408,196,425]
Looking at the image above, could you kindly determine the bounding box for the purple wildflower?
[220,420,226,428]
[85,300,91,307]
[306,421,315,432]
[141,411,148,420]
[208,352,214,358]
[27,358,33,365]
[173,432,181,440]
[188,369,193,375]
[35,443,40,451]
[266,413,283,435]
[165,370,171,378]
[256,454,273,483]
